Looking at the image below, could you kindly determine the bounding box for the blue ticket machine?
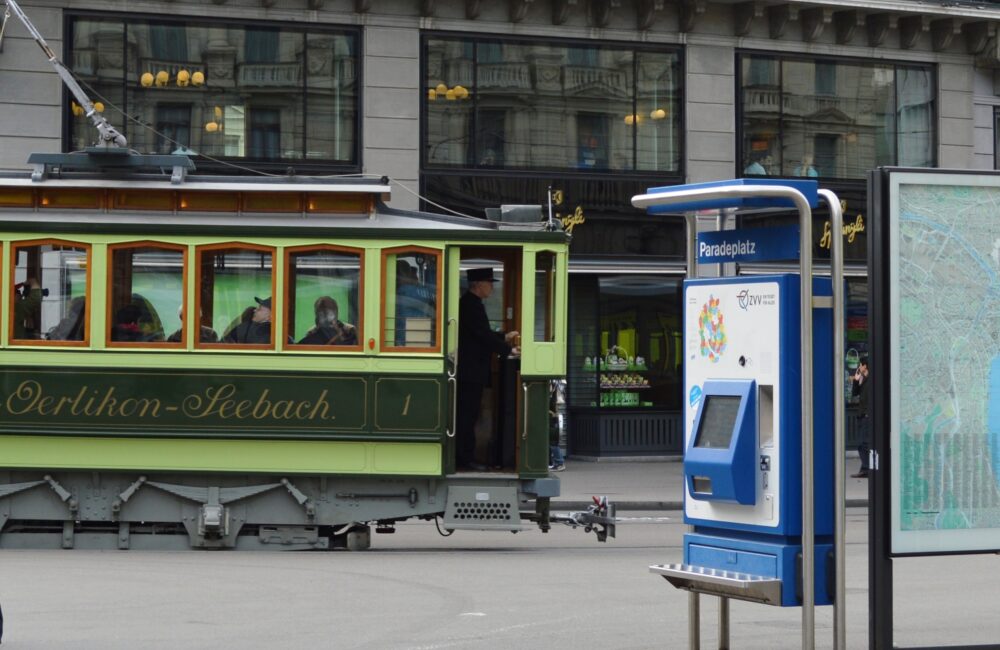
[683,274,834,606]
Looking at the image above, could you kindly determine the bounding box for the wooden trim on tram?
[105,241,188,350]
[8,237,92,348]
[283,243,365,353]
[193,241,277,351]
[379,244,443,354]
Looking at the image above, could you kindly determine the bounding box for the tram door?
[445,247,522,472]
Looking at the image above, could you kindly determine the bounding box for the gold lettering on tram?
[4,380,336,421]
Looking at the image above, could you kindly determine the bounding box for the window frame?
[8,238,93,348]
[194,241,277,351]
[63,12,363,175]
[380,245,443,354]
[105,240,188,349]
[284,243,365,353]
[420,31,685,181]
[735,50,937,181]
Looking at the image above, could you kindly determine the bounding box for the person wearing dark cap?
[456,268,519,471]
[298,296,357,346]
[225,296,273,344]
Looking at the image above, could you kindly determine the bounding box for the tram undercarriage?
[0,471,607,551]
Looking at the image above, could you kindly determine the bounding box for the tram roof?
[0,171,567,241]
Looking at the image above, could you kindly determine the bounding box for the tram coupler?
[551,496,616,542]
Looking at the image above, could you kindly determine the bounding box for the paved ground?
[552,455,870,510]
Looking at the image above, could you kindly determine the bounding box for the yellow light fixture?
[176,70,190,87]
[454,85,469,99]
[214,106,223,120]
[435,83,448,95]
[625,114,641,126]
[140,72,154,88]
[427,88,437,100]
[70,101,83,116]
[650,108,667,120]
[445,88,457,100]
[191,71,205,86]
[205,121,219,133]
[93,102,104,113]
[155,70,169,87]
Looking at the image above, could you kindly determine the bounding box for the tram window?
[535,252,556,343]
[286,246,362,349]
[196,245,275,348]
[108,244,185,346]
[10,241,90,345]
[382,248,440,350]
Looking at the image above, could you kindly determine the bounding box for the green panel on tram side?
[373,377,444,433]
[0,366,451,443]
[0,367,368,438]
[0,435,442,475]
[519,380,551,478]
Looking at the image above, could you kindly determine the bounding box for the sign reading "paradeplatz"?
[696,225,800,264]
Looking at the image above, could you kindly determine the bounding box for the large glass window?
[67,17,358,167]
[108,243,185,346]
[567,275,683,411]
[382,248,441,351]
[196,244,275,347]
[424,37,681,174]
[10,241,90,345]
[740,54,934,179]
[287,246,362,349]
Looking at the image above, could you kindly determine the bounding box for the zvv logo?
[736,289,773,311]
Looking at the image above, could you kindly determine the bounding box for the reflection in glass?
[741,55,934,179]
[69,17,357,164]
[425,38,680,173]
[384,251,438,349]
[198,247,273,346]
[11,243,89,343]
[109,246,183,344]
[288,249,361,347]
[534,252,556,343]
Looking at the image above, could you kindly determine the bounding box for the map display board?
[889,171,1000,554]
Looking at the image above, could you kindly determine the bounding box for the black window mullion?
[301,31,307,160]
[472,42,479,168]
[632,52,638,172]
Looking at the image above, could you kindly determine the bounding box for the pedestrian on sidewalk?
[851,356,870,478]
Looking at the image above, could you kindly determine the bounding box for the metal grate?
[443,486,526,531]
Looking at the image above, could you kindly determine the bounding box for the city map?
[893,176,1000,552]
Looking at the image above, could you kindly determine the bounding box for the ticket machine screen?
[694,395,741,449]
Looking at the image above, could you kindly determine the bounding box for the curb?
[551,498,869,512]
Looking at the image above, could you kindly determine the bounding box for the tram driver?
[456,268,519,471]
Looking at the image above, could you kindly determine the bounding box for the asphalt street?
[2,505,1000,649]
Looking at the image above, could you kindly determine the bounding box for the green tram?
[0,166,595,551]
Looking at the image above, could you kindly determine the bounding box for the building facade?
[3,0,1000,456]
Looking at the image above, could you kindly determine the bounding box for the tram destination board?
[0,367,444,438]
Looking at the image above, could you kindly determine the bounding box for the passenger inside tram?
[46,296,86,342]
[298,296,356,346]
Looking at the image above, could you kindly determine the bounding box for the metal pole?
[800,191,815,650]
[718,596,730,650]
[820,189,846,650]
[689,592,701,650]
[686,211,700,650]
